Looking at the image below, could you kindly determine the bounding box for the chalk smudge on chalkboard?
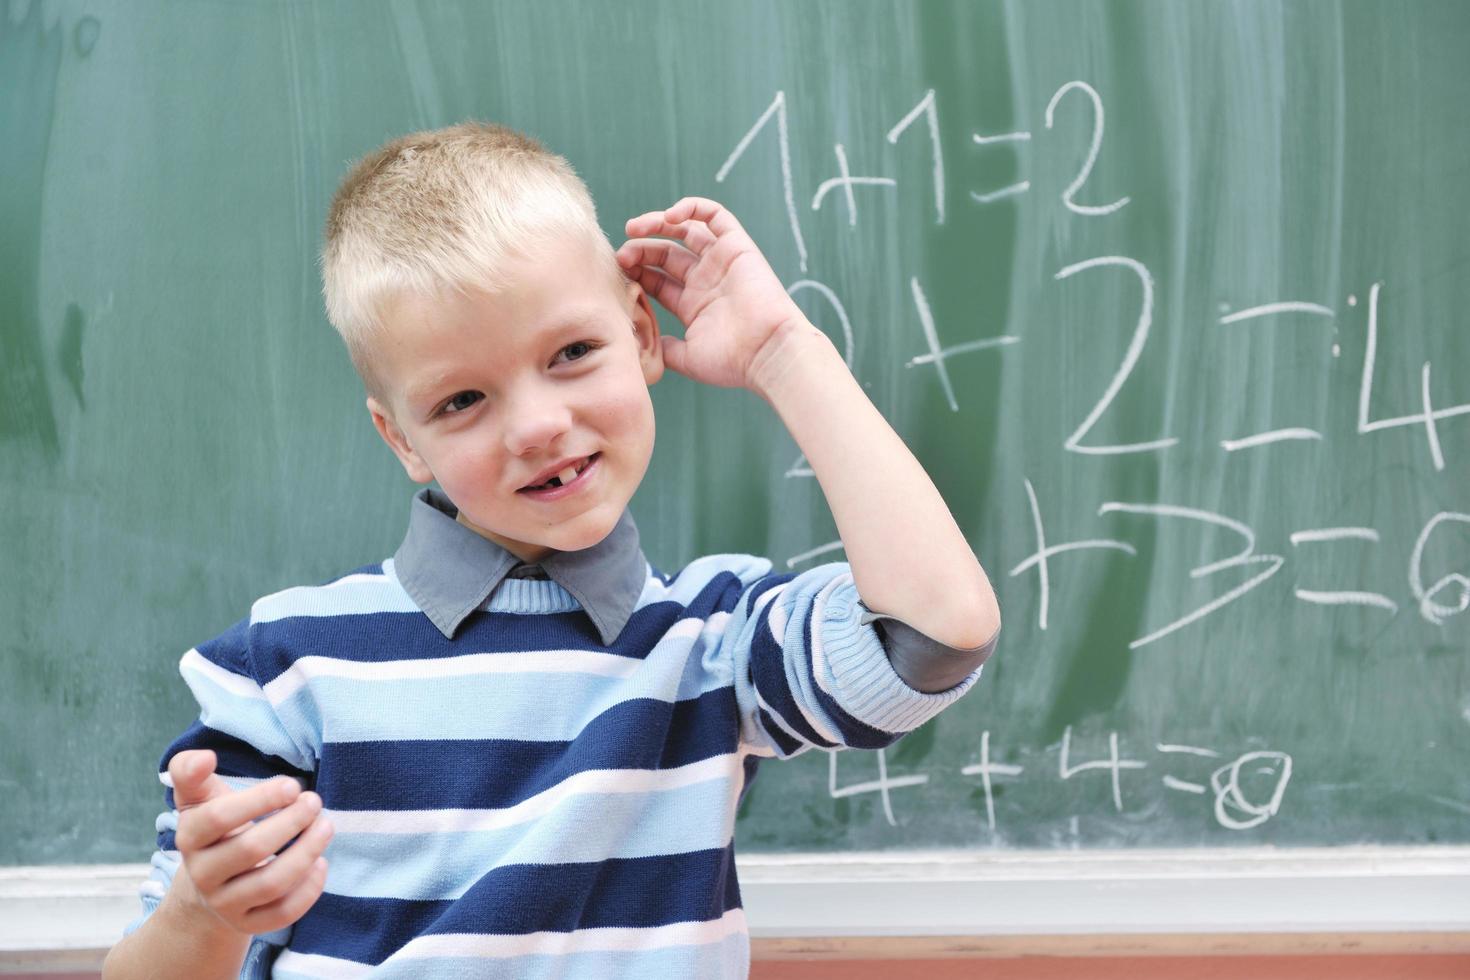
[73,15,100,57]
[59,303,86,409]
[0,1,63,457]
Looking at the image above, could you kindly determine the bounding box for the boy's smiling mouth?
[518,452,600,493]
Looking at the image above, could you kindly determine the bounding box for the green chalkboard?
[3,0,1467,868]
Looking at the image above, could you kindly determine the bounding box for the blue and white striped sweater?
[126,551,985,978]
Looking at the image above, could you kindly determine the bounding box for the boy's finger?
[194,793,330,895]
[664,196,744,239]
[167,750,215,804]
[660,335,689,377]
[234,855,329,936]
[618,235,698,259]
[175,777,302,852]
[663,219,720,256]
[629,265,683,314]
[617,239,696,281]
[623,214,686,241]
[624,214,718,254]
[624,210,680,239]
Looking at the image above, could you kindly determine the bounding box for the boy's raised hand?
[619,197,809,391]
[163,748,333,936]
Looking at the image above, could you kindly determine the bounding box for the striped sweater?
[124,488,990,978]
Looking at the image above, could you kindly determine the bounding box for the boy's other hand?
[619,197,809,390]
[164,749,334,936]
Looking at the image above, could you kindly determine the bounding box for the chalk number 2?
[1054,256,1176,456]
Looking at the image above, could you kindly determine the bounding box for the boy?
[105,121,1000,979]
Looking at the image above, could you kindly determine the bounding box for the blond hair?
[319,121,628,401]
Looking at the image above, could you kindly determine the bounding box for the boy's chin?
[542,509,620,554]
[460,496,624,558]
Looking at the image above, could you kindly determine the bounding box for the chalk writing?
[1044,80,1131,216]
[1054,256,1176,455]
[1358,283,1469,472]
[735,80,1466,838]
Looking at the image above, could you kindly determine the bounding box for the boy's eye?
[440,391,482,415]
[558,340,597,363]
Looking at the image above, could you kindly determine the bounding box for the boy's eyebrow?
[542,308,606,334]
[405,375,456,406]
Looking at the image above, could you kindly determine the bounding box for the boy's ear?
[627,282,664,386]
[366,395,434,484]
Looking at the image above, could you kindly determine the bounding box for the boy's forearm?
[749,318,1001,650]
[103,886,251,980]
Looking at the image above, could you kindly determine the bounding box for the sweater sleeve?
[857,604,1000,694]
[716,559,988,759]
[121,616,318,977]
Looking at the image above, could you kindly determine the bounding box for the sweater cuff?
[815,573,986,734]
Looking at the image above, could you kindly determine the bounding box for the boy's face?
[365,233,664,563]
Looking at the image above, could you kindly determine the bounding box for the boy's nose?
[503,395,574,456]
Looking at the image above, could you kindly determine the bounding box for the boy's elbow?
[983,592,1001,636]
[954,592,1001,652]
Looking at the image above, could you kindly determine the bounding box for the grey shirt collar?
[392,486,647,645]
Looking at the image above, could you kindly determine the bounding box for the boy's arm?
[110,614,321,977]
[104,879,252,980]
[619,196,1000,658]
[748,319,1001,652]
